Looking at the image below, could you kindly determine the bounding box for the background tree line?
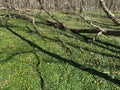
[0,0,120,11]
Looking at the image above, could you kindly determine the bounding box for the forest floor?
[0,10,120,90]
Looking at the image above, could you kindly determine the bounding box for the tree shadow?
[67,33,120,60]
[33,50,45,90]
[4,25,120,87]
[76,34,120,53]
[67,42,120,60]
[91,20,116,29]
[0,50,39,64]
[0,23,18,28]
[39,34,120,60]
[25,26,35,33]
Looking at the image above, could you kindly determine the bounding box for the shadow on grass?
[78,34,120,52]
[0,23,18,28]
[39,34,120,60]
[0,50,38,63]
[33,50,45,90]
[91,20,116,29]
[67,32,120,54]
[4,25,120,87]
[25,26,35,33]
[67,42,120,60]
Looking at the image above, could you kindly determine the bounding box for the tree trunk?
[5,12,120,37]
[70,28,120,36]
[100,0,120,26]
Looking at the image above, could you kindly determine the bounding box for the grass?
[0,10,120,90]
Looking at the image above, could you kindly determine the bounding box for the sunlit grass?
[0,11,120,90]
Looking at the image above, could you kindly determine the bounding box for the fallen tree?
[70,28,120,36]
[4,6,41,35]
[36,0,67,30]
[45,20,120,36]
[43,10,67,30]
[7,12,120,36]
[3,9,120,41]
[37,4,120,42]
[100,0,120,26]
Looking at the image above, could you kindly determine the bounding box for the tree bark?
[5,12,120,37]
[44,20,120,37]
[70,28,120,36]
[100,0,120,25]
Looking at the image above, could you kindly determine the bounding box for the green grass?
[0,11,120,90]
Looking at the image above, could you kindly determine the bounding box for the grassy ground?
[0,11,120,90]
